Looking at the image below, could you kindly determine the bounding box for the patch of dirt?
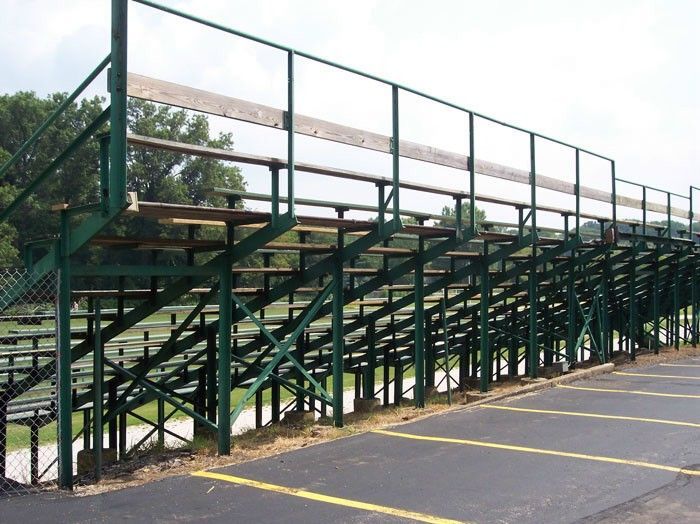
[73,344,700,496]
[613,344,700,369]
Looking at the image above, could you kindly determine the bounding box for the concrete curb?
[454,363,616,411]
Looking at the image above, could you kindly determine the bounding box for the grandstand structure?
[1,0,698,491]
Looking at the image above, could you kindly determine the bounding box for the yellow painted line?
[613,371,700,381]
[372,429,700,477]
[192,470,465,524]
[660,363,700,368]
[481,404,700,428]
[557,384,700,399]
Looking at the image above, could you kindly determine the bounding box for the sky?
[1,0,698,227]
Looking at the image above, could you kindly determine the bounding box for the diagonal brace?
[229,282,334,424]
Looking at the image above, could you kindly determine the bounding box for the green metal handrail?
[131,0,616,238]
[132,0,612,162]
[615,177,693,242]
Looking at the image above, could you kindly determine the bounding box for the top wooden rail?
[126,73,690,220]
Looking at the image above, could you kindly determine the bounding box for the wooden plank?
[125,75,588,195]
[126,74,690,219]
[128,133,465,199]
[128,134,624,223]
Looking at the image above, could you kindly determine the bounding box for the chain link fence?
[0,268,59,496]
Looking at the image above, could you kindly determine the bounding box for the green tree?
[438,202,486,227]
[0,92,246,271]
[114,99,246,248]
[0,178,19,266]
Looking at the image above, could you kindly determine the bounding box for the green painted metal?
[0,54,110,184]
[109,0,128,211]
[391,85,401,226]
[567,249,577,363]
[218,227,233,454]
[57,211,72,489]
[228,283,334,424]
[575,149,581,238]
[479,253,490,393]
[332,233,345,427]
[629,247,638,360]
[4,0,700,493]
[93,300,103,480]
[364,320,376,400]
[439,298,452,405]
[0,108,110,224]
[468,112,477,234]
[693,259,699,348]
[653,248,660,353]
[271,167,280,226]
[414,236,425,408]
[286,51,295,219]
[131,0,614,161]
[528,133,539,379]
[611,161,617,232]
[105,358,216,431]
[674,258,681,350]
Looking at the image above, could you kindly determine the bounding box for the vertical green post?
[480,253,490,393]
[667,193,672,240]
[99,136,110,215]
[414,237,425,407]
[93,299,103,481]
[157,399,164,447]
[689,188,694,240]
[109,0,128,210]
[674,259,680,350]
[691,188,698,346]
[295,337,305,410]
[508,303,518,375]
[440,299,452,404]
[363,320,376,399]
[653,248,660,353]
[206,327,217,423]
[270,166,280,227]
[575,149,581,238]
[629,249,637,360]
[425,315,435,390]
[57,211,72,489]
[454,197,463,239]
[642,186,647,236]
[391,85,400,225]
[528,133,538,378]
[602,244,611,361]
[567,251,576,363]
[611,160,617,232]
[332,232,345,427]
[693,259,698,347]
[377,183,385,237]
[287,51,295,218]
[468,112,476,234]
[217,232,232,455]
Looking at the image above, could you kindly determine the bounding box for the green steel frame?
[0,0,698,491]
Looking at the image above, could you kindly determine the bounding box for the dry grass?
[611,344,700,368]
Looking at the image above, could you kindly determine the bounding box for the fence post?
[109,0,128,210]
[57,211,73,489]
